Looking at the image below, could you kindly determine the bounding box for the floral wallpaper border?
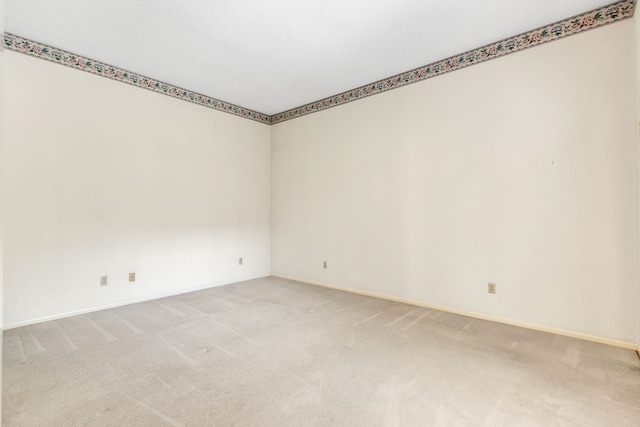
[3,33,272,124]
[271,0,635,124]
[3,0,635,125]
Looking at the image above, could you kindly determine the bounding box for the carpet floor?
[3,276,640,426]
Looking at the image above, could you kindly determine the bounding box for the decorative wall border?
[271,0,635,124]
[3,0,635,125]
[3,33,272,124]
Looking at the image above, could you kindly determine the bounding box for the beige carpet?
[4,276,640,426]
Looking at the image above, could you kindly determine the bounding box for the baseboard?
[3,274,270,330]
[271,273,639,351]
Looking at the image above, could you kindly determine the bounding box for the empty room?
[2,0,640,425]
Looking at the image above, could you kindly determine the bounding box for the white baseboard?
[3,275,270,330]
[271,273,639,351]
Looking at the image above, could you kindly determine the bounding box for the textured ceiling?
[5,0,619,115]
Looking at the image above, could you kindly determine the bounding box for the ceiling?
[5,0,620,116]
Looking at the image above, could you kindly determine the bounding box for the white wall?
[635,13,640,347]
[2,0,7,413]
[272,20,637,342]
[3,51,271,327]
[1,0,5,412]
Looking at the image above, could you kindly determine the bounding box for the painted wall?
[1,0,5,412]
[2,0,8,413]
[635,13,640,347]
[271,20,637,342]
[3,51,271,327]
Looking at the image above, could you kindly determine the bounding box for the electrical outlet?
[100,276,108,286]
[488,283,496,294]
[129,272,135,282]
[239,257,243,265]
[323,261,327,269]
